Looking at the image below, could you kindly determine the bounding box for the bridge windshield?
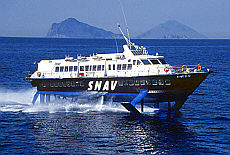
[149,59,160,65]
[158,59,167,64]
[141,59,151,65]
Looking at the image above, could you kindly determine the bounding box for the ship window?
[129,80,134,86]
[165,79,171,85]
[127,64,132,70]
[158,59,167,64]
[97,65,102,71]
[62,81,66,87]
[140,80,145,85]
[89,65,92,71]
[80,66,84,71]
[150,59,160,65]
[113,64,116,70]
[93,65,96,71]
[41,82,47,88]
[117,64,121,70]
[80,81,84,87]
[58,82,62,87]
[152,79,157,85]
[60,66,64,72]
[55,67,59,72]
[137,60,141,65]
[158,79,164,85]
[85,65,89,71]
[74,66,78,71]
[50,82,55,87]
[71,81,75,87]
[108,64,111,70]
[75,81,80,87]
[102,65,104,71]
[55,82,58,87]
[141,59,151,65]
[66,81,71,87]
[135,80,139,86]
[133,60,136,65]
[146,79,151,85]
[128,59,131,62]
[69,66,73,72]
[65,66,68,72]
[122,64,127,70]
[118,80,123,86]
[124,80,128,86]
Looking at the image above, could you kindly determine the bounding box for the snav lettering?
[88,80,118,91]
[88,81,94,90]
[94,81,102,91]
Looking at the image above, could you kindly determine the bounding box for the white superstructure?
[31,43,174,79]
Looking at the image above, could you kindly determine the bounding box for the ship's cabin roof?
[39,43,167,66]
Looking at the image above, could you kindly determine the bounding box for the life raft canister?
[182,65,187,71]
[37,72,41,77]
[28,71,32,75]
[164,67,169,73]
[198,65,202,71]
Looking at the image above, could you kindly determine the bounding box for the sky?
[0,0,230,37]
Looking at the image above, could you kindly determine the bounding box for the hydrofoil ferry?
[24,25,212,114]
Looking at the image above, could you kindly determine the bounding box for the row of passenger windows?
[54,58,167,72]
[54,59,167,72]
[55,64,133,72]
[55,59,167,72]
[118,79,171,86]
[55,65,105,72]
[108,64,132,70]
[41,81,84,88]
[55,66,78,72]
[41,79,171,88]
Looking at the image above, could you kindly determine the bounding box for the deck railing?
[171,64,212,73]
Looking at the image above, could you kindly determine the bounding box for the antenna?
[119,0,131,43]
[117,24,130,45]
[114,34,119,53]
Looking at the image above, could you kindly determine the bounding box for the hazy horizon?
[0,0,230,38]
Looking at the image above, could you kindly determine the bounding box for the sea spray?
[0,88,127,113]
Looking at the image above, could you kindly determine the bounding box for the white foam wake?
[0,88,127,113]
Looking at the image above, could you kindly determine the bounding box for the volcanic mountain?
[137,20,206,39]
[47,18,120,38]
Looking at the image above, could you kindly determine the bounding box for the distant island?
[47,18,121,39]
[47,18,206,39]
[136,20,206,39]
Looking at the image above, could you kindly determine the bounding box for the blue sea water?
[0,37,229,154]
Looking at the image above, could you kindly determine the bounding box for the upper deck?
[29,43,210,80]
[30,44,170,79]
